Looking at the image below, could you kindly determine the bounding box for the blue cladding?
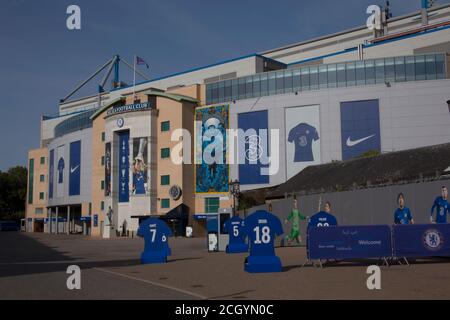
[238,110,269,185]
[340,99,381,160]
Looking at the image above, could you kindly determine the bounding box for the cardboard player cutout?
[137,217,172,264]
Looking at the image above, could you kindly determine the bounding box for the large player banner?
[195,105,229,193]
[49,149,54,199]
[56,145,65,198]
[285,105,321,180]
[118,131,130,202]
[340,99,381,160]
[132,137,148,195]
[69,140,81,196]
[105,142,111,196]
[238,110,269,185]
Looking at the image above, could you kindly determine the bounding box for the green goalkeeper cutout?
[285,197,308,245]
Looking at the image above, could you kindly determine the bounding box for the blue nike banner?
[238,110,269,185]
[340,99,381,160]
[49,149,54,199]
[69,140,81,196]
[118,131,130,202]
[392,224,450,258]
[307,225,392,260]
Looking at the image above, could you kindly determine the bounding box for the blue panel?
[238,110,269,185]
[69,140,81,196]
[49,149,54,199]
[307,225,392,260]
[340,100,381,160]
[393,224,450,258]
[118,131,130,202]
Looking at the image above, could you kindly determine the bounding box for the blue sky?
[0,0,448,170]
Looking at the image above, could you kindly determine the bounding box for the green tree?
[0,166,27,220]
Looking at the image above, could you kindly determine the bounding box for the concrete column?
[55,207,59,234]
[67,206,70,235]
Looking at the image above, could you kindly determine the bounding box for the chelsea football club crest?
[117,117,124,128]
[422,229,444,251]
[169,185,182,201]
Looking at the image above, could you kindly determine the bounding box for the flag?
[136,56,149,69]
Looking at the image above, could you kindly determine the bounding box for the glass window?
[39,192,45,200]
[205,197,220,213]
[101,180,105,190]
[101,156,105,166]
[260,74,268,96]
[161,175,170,185]
[40,157,45,165]
[395,57,406,82]
[268,72,276,95]
[101,132,105,142]
[415,55,426,80]
[231,79,238,100]
[436,54,445,79]
[161,148,170,159]
[284,70,293,93]
[327,64,337,88]
[161,121,170,132]
[355,61,365,86]
[346,62,356,86]
[426,54,436,80]
[301,67,310,91]
[224,80,232,101]
[293,69,301,90]
[337,63,346,87]
[206,84,212,104]
[385,58,395,81]
[276,71,284,94]
[309,66,319,90]
[161,198,170,209]
[319,65,328,89]
[252,74,260,97]
[365,60,375,85]
[238,77,246,99]
[101,201,105,211]
[35,208,43,214]
[375,59,385,83]
[40,174,45,182]
[245,76,253,99]
[218,81,225,102]
[405,56,415,81]
[211,82,218,104]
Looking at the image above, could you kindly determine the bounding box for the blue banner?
[307,225,392,260]
[49,149,54,199]
[118,131,130,202]
[238,110,269,185]
[69,140,81,196]
[93,214,98,227]
[393,224,450,257]
[340,99,380,160]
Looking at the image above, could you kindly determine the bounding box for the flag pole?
[133,54,136,100]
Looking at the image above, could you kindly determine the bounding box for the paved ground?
[1,232,450,299]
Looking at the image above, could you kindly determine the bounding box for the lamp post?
[229,179,240,216]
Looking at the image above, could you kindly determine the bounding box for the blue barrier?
[392,224,450,258]
[307,225,392,260]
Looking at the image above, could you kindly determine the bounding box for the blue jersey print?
[308,211,338,228]
[394,207,413,225]
[224,216,246,246]
[431,197,449,224]
[137,218,173,255]
[288,123,319,162]
[242,210,283,257]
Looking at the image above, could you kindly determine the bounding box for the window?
[238,78,246,99]
[252,74,261,97]
[161,198,170,209]
[355,61,365,86]
[365,60,375,85]
[161,175,170,186]
[346,62,355,86]
[319,65,328,89]
[101,132,106,142]
[205,197,220,213]
[39,192,45,200]
[218,81,225,102]
[337,64,346,87]
[405,56,415,81]
[385,58,395,82]
[245,76,253,99]
[161,121,170,132]
[40,174,45,182]
[101,201,105,211]
[301,67,310,91]
[293,69,301,90]
[284,70,293,93]
[395,56,406,82]
[327,64,337,88]
[224,80,232,101]
[415,55,426,80]
[310,66,319,90]
[375,59,385,83]
[436,54,445,79]
[260,74,268,96]
[268,72,276,95]
[101,156,105,166]
[231,79,238,100]
[40,157,45,165]
[161,148,170,159]
[425,54,436,80]
[101,180,105,190]
[275,71,284,94]
[35,207,44,214]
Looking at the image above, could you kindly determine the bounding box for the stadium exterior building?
[25,3,450,237]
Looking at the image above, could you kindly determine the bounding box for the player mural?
[104,142,111,197]
[132,137,149,195]
[285,105,321,179]
[56,145,65,198]
[195,105,229,193]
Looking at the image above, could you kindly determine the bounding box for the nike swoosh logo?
[70,165,80,173]
[346,134,375,147]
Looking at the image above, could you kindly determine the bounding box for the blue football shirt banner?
[285,105,321,180]
[242,210,284,273]
[340,99,381,160]
[224,216,248,253]
[48,149,54,199]
[308,211,338,228]
[137,218,173,264]
[237,110,269,185]
[118,131,130,203]
[69,140,81,196]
